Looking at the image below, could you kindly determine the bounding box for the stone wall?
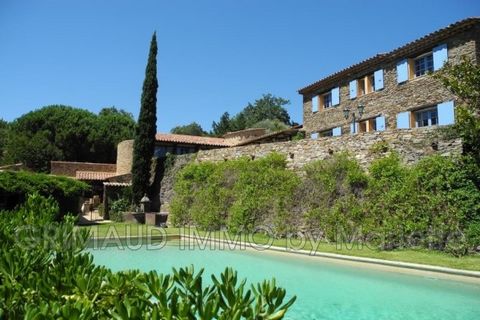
[196,127,462,170]
[159,154,196,212]
[116,139,134,175]
[302,26,479,135]
[50,161,116,177]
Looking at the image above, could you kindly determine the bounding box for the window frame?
[356,73,375,97]
[414,106,438,128]
[322,92,333,109]
[319,129,334,137]
[413,52,434,78]
[358,118,378,133]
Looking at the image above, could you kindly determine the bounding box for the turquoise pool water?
[88,242,480,320]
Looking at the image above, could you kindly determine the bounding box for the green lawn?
[82,223,480,272]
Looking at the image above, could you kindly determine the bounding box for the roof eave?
[298,17,480,95]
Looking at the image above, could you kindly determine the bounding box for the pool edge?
[180,235,480,281]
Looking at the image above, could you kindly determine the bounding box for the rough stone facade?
[195,128,462,170]
[223,128,267,144]
[116,140,134,175]
[159,154,195,212]
[302,24,480,135]
[50,161,116,177]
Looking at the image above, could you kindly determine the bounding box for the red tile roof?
[298,17,480,94]
[155,133,232,147]
[76,171,118,181]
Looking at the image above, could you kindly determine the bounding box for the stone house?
[299,17,480,138]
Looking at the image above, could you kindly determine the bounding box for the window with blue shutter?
[437,100,455,125]
[396,112,410,129]
[433,44,448,71]
[376,116,386,131]
[349,80,357,99]
[311,132,319,139]
[397,59,409,83]
[331,87,340,106]
[332,127,342,136]
[312,96,319,113]
[374,69,384,91]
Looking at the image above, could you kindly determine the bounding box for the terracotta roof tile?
[299,17,480,94]
[76,171,118,181]
[155,133,232,147]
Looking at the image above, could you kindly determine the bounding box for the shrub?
[366,154,480,253]
[109,198,130,222]
[465,221,480,250]
[170,153,300,234]
[300,153,368,240]
[170,150,480,255]
[97,203,104,217]
[0,170,89,218]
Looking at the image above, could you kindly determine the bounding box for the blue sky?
[0,0,478,132]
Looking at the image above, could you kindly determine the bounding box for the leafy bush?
[0,194,296,318]
[109,198,131,222]
[0,170,89,218]
[170,151,480,255]
[300,152,369,240]
[171,153,300,234]
[465,221,480,250]
[366,154,480,252]
[97,203,105,217]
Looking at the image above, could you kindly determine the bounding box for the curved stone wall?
[116,139,134,175]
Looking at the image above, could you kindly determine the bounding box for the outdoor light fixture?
[358,104,365,117]
[344,105,366,134]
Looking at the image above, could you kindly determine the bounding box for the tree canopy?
[0,119,8,164]
[211,94,291,136]
[436,57,480,185]
[132,32,158,204]
[1,105,135,172]
[170,122,207,136]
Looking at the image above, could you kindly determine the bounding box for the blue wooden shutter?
[396,112,410,129]
[332,127,342,136]
[438,100,455,125]
[312,96,319,112]
[433,44,448,71]
[374,69,384,91]
[396,59,409,83]
[350,122,358,134]
[331,87,340,106]
[376,116,386,131]
[349,80,357,99]
[311,132,319,139]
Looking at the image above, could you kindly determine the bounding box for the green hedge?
[0,170,89,218]
[170,152,480,255]
[171,153,300,234]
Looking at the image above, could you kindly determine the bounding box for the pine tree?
[131,33,158,204]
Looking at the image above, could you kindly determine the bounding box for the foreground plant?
[0,194,296,319]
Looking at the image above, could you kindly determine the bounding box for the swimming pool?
[88,241,480,320]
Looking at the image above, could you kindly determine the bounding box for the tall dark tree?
[212,112,233,136]
[92,107,136,162]
[131,33,158,204]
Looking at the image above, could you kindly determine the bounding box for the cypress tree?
[131,32,158,204]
